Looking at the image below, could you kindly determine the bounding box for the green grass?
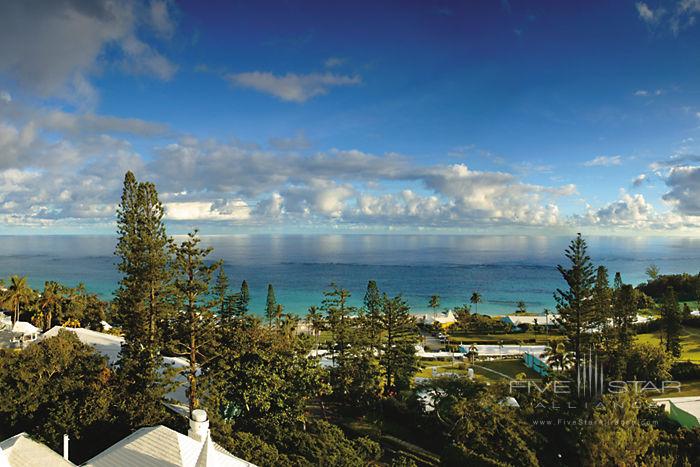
[447,332,565,345]
[416,358,541,382]
[637,325,700,362]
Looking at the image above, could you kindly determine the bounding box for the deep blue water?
[0,234,698,316]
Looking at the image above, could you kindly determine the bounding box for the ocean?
[0,234,698,316]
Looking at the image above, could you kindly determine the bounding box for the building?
[501,314,559,330]
[0,433,74,466]
[655,396,700,428]
[0,314,42,349]
[38,327,190,410]
[418,310,456,329]
[0,410,255,467]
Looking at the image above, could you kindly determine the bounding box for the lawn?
[447,331,565,345]
[416,358,541,382]
[636,325,700,362]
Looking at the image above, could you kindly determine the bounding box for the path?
[471,364,514,381]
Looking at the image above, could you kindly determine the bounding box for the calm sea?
[0,234,698,316]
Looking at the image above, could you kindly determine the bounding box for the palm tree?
[37,282,62,331]
[544,342,570,371]
[544,308,551,336]
[306,305,324,353]
[429,295,440,312]
[2,275,33,325]
[468,343,478,364]
[470,291,482,314]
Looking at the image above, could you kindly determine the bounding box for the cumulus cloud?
[583,155,623,167]
[636,2,661,23]
[663,165,700,215]
[226,71,361,102]
[0,0,178,103]
[632,173,648,187]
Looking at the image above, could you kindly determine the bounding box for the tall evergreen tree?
[265,284,277,328]
[608,282,637,379]
[237,280,250,315]
[172,230,219,417]
[379,294,419,395]
[661,286,682,358]
[554,233,596,376]
[214,263,229,315]
[592,266,612,347]
[363,280,382,350]
[113,171,172,428]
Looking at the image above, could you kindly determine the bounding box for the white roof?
[11,322,40,336]
[84,426,253,467]
[420,311,456,325]
[39,327,191,407]
[0,433,74,466]
[503,315,559,326]
[41,327,124,365]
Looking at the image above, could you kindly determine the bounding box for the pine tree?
[661,286,682,358]
[364,280,382,350]
[608,282,637,379]
[592,266,612,347]
[172,230,220,417]
[237,280,250,315]
[113,171,173,429]
[265,284,277,328]
[554,233,596,376]
[214,263,229,315]
[379,294,419,395]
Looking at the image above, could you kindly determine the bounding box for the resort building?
[0,410,255,466]
[418,310,457,329]
[0,314,42,349]
[38,327,191,411]
[501,314,559,330]
[0,433,74,466]
[655,396,700,428]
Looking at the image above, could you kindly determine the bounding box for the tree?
[306,305,323,353]
[37,281,63,331]
[586,391,659,466]
[646,264,661,281]
[0,331,127,463]
[214,263,229,316]
[470,292,482,314]
[554,233,596,376]
[114,171,172,351]
[515,300,527,314]
[203,316,328,433]
[237,280,250,316]
[364,280,382,349]
[112,171,173,429]
[2,275,33,325]
[592,266,612,344]
[660,286,682,358]
[265,284,277,328]
[625,343,672,383]
[378,294,419,394]
[172,230,219,417]
[544,342,571,371]
[429,294,440,311]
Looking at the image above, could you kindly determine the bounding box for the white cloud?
[636,2,660,23]
[662,165,700,215]
[632,173,648,187]
[0,91,11,103]
[165,200,251,221]
[226,71,361,102]
[0,0,178,104]
[583,155,623,167]
[149,0,176,39]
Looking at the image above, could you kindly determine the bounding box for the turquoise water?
[0,235,698,316]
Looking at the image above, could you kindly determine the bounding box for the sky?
[0,0,700,235]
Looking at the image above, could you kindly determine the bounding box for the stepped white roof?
[83,426,252,467]
[10,322,40,337]
[41,327,123,364]
[0,433,74,466]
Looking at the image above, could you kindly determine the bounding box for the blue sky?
[0,0,699,234]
